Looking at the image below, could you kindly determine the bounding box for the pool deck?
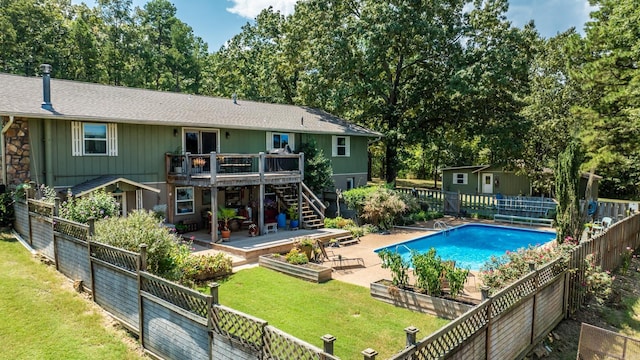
[191,216,554,302]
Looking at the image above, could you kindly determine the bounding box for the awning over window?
[69,175,160,197]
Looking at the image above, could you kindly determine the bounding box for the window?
[346,177,355,190]
[453,173,468,185]
[175,187,194,215]
[72,122,117,156]
[332,136,350,157]
[266,132,295,151]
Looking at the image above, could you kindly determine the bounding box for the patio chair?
[592,216,613,234]
[316,239,365,270]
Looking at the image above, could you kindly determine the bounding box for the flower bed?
[370,280,475,320]
[259,254,332,283]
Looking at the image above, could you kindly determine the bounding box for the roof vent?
[40,64,53,111]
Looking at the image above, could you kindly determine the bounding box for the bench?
[493,214,554,227]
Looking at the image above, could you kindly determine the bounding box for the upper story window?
[453,173,468,185]
[332,136,350,157]
[266,132,295,151]
[72,121,117,156]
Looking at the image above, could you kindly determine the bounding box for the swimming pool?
[374,223,556,270]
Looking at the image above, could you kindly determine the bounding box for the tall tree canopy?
[570,0,640,199]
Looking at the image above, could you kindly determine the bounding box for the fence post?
[361,348,378,360]
[321,334,336,355]
[54,197,60,217]
[209,282,219,305]
[482,286,493,359]
[405,326,419,347]
[530,262,538,345]
[88,218,95,237]
[139,244,147,272]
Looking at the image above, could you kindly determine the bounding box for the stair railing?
[301,182,326,222]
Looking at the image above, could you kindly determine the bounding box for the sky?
[77,0,596,52]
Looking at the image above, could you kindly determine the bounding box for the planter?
[220,229,231,240]
[290,219,299,229]
[259,255,332,283]
[370,280,474,320]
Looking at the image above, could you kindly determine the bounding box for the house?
[441,165,600,198]
[0,67,380,241]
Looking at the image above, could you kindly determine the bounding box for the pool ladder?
[395,244,412,253]
[434,220,450,235]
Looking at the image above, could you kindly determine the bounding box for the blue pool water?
[374,224,556,270]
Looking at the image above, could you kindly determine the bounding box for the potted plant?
[215,207,244,240]
[296,237,314,261]
[288,204,300,229]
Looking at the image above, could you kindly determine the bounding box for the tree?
[570,0,640,199]
[555,140,584,243]
[299,138,333,196]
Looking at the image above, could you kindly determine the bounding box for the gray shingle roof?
[0,72,380,137]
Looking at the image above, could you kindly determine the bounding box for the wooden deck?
[186,227,352,266]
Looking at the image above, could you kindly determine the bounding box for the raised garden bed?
[370,279,476,320]
[259,254,332,283]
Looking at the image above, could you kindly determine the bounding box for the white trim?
[332,135,350,157]
[453,172,468,185]
[175,186,195,215]
[71,121,82,156]
[71,121,117,156]
[136,189,143,209]
[266,132,294,151]
[107,123,117,156]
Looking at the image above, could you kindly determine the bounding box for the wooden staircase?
[271,183,325,229]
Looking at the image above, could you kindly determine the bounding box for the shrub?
[378,249,409,287]
[0,192,14,227]
[411,249,443,295]
[583,253,612,304]
[94,210,185,280]
[361,188,407,229]
[342,186,379,217]
[59,189,120,224]
[446,266,470,297]
[620,247,635,275]
[285,248,309,265]
[181,253,233,282]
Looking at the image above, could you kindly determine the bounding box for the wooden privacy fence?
[566,212,640,314]
[386,258,567,360]
[13,199,339,360]
[13,198,640,359]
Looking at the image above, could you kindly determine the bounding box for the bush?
[378,249,409,287]
[361,188,407,229]
[583,253,612,304]
[59,189,120,224]
[181,253,233,282]
[0,192,14,227]
[285,248,309,265]
[411,249,443,295]
[94,210,185,280]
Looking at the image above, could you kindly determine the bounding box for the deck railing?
[166,152,303,184]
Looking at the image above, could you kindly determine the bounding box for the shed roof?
[0,72,380,137]
[69,175,160,197]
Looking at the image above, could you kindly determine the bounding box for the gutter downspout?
[2,116,14,186]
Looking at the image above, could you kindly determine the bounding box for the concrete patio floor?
[188,216,555,302]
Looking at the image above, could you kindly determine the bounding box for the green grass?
[0,233,146,360]
[217,267,449,360]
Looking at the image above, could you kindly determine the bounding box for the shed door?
[482,173,494,194]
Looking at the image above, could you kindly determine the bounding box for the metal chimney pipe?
[41,64,53,110]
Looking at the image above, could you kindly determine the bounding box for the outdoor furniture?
[316,239,365,270]
[265,222,278,234]
[592,216,613,234]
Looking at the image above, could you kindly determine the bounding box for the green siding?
[32,119,181,188]
[301,134,368,175]
[442,171,480,194]
[29,119,371,189]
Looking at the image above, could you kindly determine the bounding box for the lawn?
[0,233,146,360]
[216,267,449,359]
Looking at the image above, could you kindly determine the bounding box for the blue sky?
[77,0,596,52]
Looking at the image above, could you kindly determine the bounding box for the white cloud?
[226,0,298,19]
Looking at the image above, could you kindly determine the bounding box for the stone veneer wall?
[4,117,30,186]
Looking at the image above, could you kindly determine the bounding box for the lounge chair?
[316,240,365,270]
